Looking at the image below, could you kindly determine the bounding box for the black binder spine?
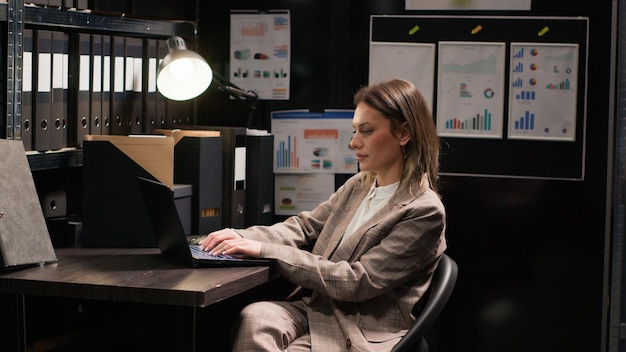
[111,35,128,135]
[21,28,34,151]
[90,34,102,136]
[73,32,91,147]
[144,38,159,133]
[50,31,68,150]
[101,35,111,135]
[34,29,52,152]
[126,37,143,134]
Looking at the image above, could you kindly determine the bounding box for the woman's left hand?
[199,229,263,258]
[210,237,263,258]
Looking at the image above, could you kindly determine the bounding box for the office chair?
[391,253,458,352]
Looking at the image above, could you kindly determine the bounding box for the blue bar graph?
[515,91,535,100]
[514,111,535,130]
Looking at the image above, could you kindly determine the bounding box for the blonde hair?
[353,79,440,195]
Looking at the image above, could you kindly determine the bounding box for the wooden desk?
[0,247,277,351]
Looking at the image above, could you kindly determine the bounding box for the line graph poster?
[508,43,579,141]
[436,41,506,138]
[369,42,436,111]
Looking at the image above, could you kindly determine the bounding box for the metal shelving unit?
[1,0,195,170]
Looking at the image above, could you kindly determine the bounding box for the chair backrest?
[391,253,458,352]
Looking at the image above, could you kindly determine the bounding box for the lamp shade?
[156,36,213,101]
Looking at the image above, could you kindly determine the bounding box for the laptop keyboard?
[189,245,239,260]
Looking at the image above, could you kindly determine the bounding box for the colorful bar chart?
[513,47,524,59]
[512,62,523,73]
[512,77,523,88]
[276,135,300,169]
[444,109,492,131]
[514,110,535,130]
[546,78,571,90]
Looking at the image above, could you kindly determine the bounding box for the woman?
[199,78,446,351]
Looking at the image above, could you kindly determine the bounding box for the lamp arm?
[212,71,258,107]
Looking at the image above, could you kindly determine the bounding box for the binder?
[34,29,52,152]
[101,35,111,134]
[144,38,159,133]
[74,32,91,147]
[156,39,168,127]
[50,30,68,150]
[111,35,128,135]
[245,133,275,226]
[173,133,223,234]
[21,28,34,151]
[90,34,102,136]
[166,125,247,228]
[210,126,247,229]
[125,37,143,134]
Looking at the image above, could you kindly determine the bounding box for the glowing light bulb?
[168,58,193,81]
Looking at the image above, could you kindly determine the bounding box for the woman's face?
[350,102,407,185]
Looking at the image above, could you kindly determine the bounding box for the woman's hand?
[198,228,263,258]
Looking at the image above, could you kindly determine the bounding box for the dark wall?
[196,1,614,351]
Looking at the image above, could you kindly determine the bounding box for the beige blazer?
[236,172,447,351]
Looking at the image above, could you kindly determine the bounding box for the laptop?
[137,176,272,268]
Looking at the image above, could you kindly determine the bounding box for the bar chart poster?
[436,41,506,139]
[369,42,436,111]
[271,110,357,174]
[230,10,291,100]
[508,43,579,141]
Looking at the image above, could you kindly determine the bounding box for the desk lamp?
[157,36,259,106]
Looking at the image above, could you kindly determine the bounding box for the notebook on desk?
[137,176,272,268]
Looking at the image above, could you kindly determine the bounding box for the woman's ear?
[399,122,411,146]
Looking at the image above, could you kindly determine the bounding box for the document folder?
[111,35,129,135]
[101,35,112,135]
[50,30,69,150]
[34,29,52,152]
[90,34,103,136]
[0,139,57,268]
[164,125,247,228]
[73,32,91,147]
[144,38,159,133]
[21,28,34,151]
[154,129,223,234]
[125,37,143,134]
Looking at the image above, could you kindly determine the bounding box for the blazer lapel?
[318,186,369,259]
[329,178,426,261]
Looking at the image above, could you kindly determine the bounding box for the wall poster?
[230,10,291,100]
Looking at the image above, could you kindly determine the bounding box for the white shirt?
[340,180,399,245]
